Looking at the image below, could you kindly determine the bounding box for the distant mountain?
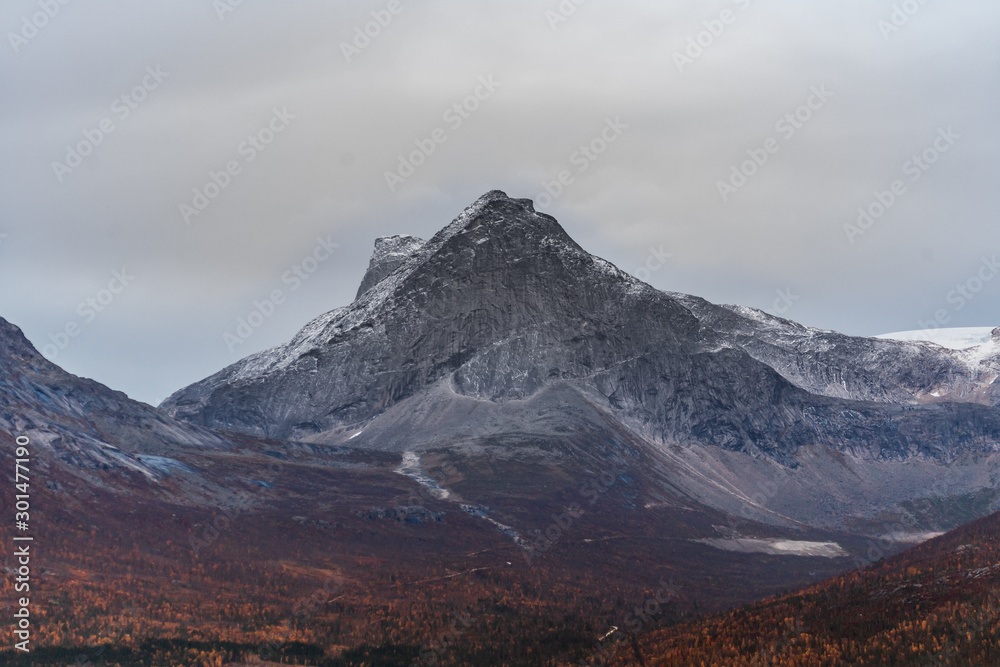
[620,510,1000,666]
[161,191,1000,535]
[0,316,228,495]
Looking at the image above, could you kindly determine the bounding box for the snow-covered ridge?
[876,327,997,350]
[372,234,426,258]
[227,307,347,382]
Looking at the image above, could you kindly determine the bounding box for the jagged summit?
[351,191,584,307]
[448,189,539,223]
[0,316,37,362]
[355,235,426,300]
[409,190,581,267]
[160,190,690,433]
[411,190,582,265]
[164,190,641,413]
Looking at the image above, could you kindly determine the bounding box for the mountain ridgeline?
[0,316,227,487]
[162,191,1000,460]
[2,190,999,665]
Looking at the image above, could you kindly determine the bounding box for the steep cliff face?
[161,191,1000,465]
[355,234,426,299]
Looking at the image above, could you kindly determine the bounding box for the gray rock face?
[161,191,1000,465]
[355,235,426,300]
[672,297,999,407]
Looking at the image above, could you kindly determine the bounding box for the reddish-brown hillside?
[611,511,1000,666]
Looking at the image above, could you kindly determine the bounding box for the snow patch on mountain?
[876,327,996,350]
[695,538,847,558]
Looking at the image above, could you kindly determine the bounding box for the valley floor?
[0,439,890,666]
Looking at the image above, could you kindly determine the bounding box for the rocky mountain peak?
[355,234,426,300]
[0,315,25,343]
[993,327,1000,342]
[430,190,574,252]
[0,316,44,368]
[353,191,579,305]
[161,191,1000,465]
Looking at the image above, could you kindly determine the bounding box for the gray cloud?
[1,0,998,404]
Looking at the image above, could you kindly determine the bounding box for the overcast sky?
[1,0,999,406]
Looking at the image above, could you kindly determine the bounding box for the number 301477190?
[15,436,30,524]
